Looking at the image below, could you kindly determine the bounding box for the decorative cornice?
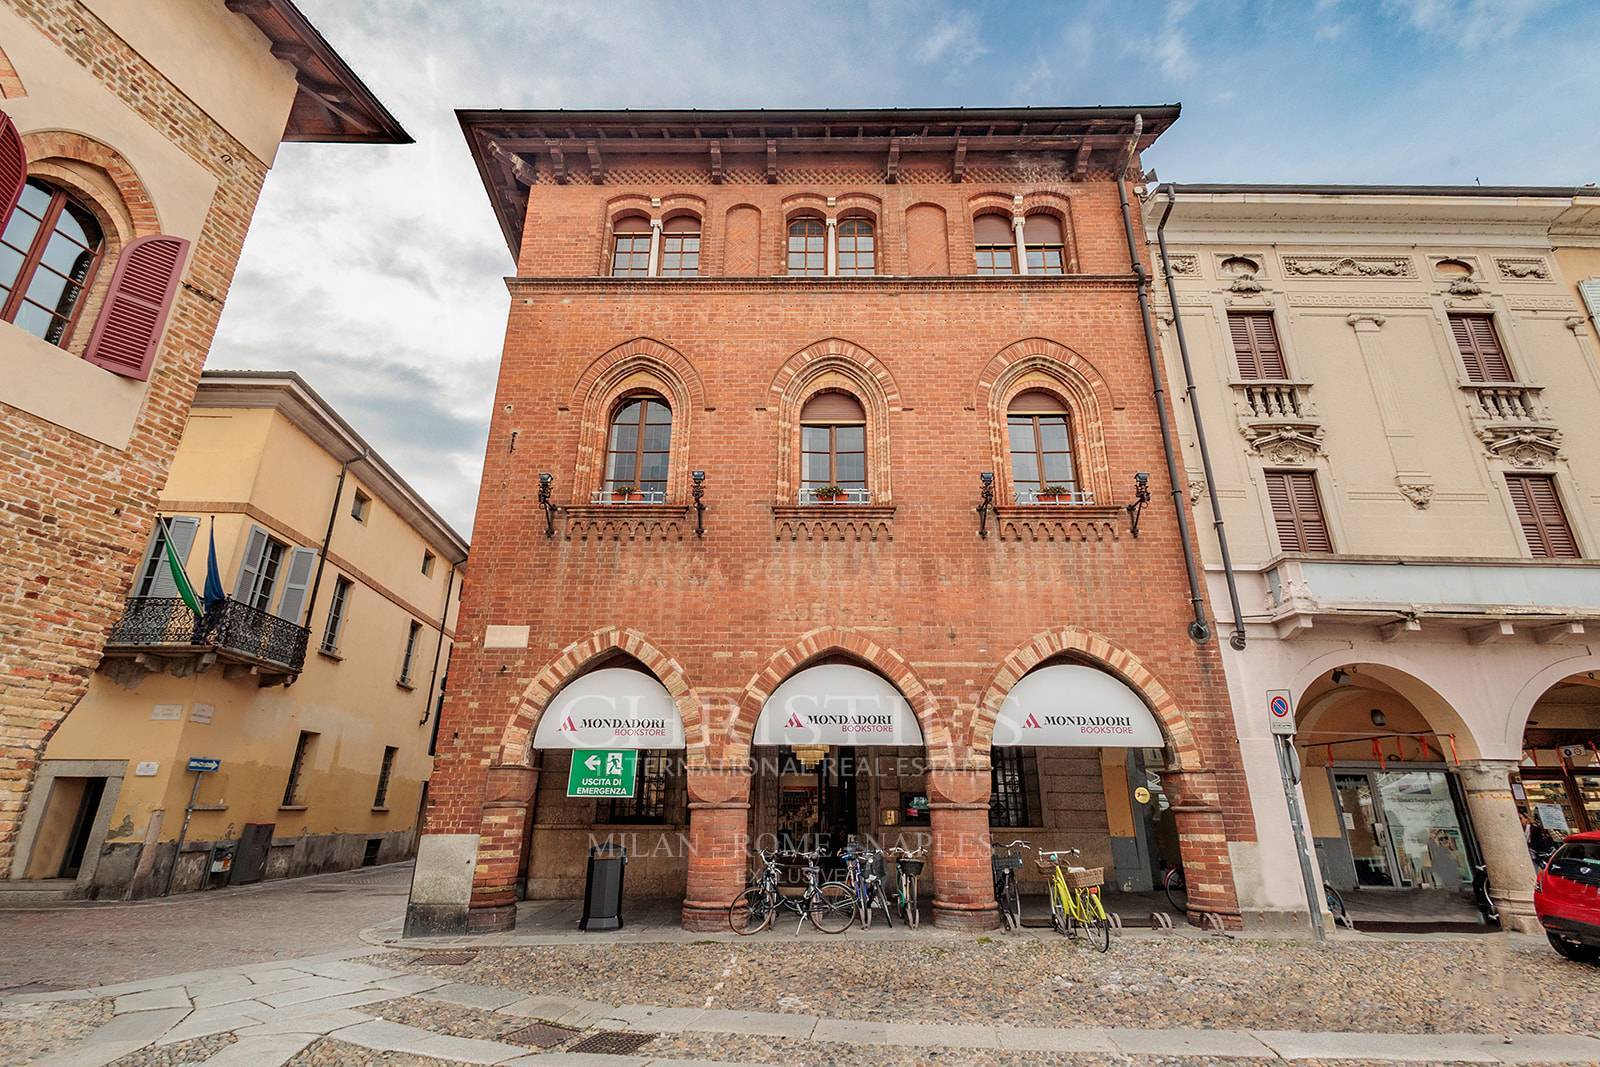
[563,504,691,542]
[771,505,895,542]
[992,505,1122,543]
[1283,255,1415,279]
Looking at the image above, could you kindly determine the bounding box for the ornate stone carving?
[1163,253,1199,276]
[1188,479,1206,505]
[1478,426,1562,467]
[1242,424,1325,465]
[1447,275,1486,297]
[1396,482,1434,509]
[1283,255,1414,278]
[1495,257,1550,280]
[1227,273,1264,294]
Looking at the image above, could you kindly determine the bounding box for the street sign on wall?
[566,749,638,798]
[1267,690,1296,736]
[186,757,221,773]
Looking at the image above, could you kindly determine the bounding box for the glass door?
[1373,770,1470,890]
[1333,771,1396,887]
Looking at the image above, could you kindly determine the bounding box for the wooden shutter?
[0,111,24,229]
[1449,314,1514,383]
[137,517,199,597]
[1228,312,1286,380]
[82,233,189,380]
[973,213,1012,244]
[275,546,318,623]
[233,526,268,601]
[1265,470,1332,553]
[1506,474,1580,558]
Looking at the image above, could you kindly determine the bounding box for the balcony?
[1231,379,1323,464]
[797,487,873,505]
[103,597,310,685]
[1015,487,1096,506]
[588,488,668,504]
[1460,381,1562,465]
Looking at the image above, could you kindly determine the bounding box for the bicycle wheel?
[906,887,920,929]
[1163,868,1188,915]
[1324,882,1352,929]
[1048,884,1067,935]
[1062,888,1081,941]
[874,885,894,929]
[809,880,857,934]
[1086,891,1112,953]
[729,887,773,935]
[1000,876,1021,932]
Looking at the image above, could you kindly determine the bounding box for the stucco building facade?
[0,0,408,877]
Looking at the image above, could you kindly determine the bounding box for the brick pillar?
[1165,768,1243,928]
[467,764,539,934]
[1458,759,1539,933]
[682,766,750,931]
[927,768,999,930]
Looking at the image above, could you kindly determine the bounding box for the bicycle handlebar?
[887,845,927,857]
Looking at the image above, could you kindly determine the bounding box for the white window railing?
[798,487,872,505]
[1016,487,1096,506]
[591,488,668,504]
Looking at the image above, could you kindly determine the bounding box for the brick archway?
[497,626,707,767]
[21,130,160,236]
[971,626,1202,771]
[570,337,706,503]
[770,338,902,505]
[726,627,955,766]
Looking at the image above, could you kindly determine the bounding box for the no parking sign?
[1267,689,1295,736]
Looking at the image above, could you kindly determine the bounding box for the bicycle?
[728,847,855,935]
[991,839,1028,931]
[1162,865,1187,915]
[841,844,895,929]
[1324,881,1354,929]
[1038,847,1112,952]
[888,845,926,929]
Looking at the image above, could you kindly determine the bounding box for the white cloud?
[916,10,988,65]
[1388,0,1552,49]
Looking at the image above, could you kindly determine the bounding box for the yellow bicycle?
[1037,847,1112,952]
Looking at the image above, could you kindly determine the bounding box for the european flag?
[202,517,226,613]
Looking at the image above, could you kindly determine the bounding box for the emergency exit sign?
[566,749,637,798]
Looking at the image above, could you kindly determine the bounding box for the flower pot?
[610,492,634,503]
[1036,494,1062,504]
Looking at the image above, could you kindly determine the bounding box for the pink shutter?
[0,111,25,227]
[82,233,189,381]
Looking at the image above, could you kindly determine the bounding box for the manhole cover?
[568,1031,656,1055]
[410,950,477,966]
[505,1022,580,1049]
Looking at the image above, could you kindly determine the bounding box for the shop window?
[1264,469,1332,553]
[836,217,875,276]
[1022,213,1065,275]
[1007,391,1078,504]
[602,751,671,823]
[0,178,105,348]
[1449,313,1515,383]
[373,746,397,808]
[321,575,353,655]
[1228,311,1287,380]
[282,730,317,807]
[973,213,1014,275]
[605,393,672,500]
[799,391,867,503]
[658,216,700,277]
[787,216,825,276]
[1506,473,1580,559]
[990,747,1041,828]
[610,215,651,277]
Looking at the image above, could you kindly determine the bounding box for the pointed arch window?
[610,215,651,277]
[1007,390,1080,503]
[1023,214,1065,275]
[837,217,875,276]
[800,391,867,503]
[1,178,105,347]
[606,393,672,500]
[659,216,700,277]
[787,216,826,276]
[974,213,1014,275]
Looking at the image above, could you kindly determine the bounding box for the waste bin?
[579,842,627,931]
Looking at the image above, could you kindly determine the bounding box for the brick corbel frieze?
[771,504,894,541]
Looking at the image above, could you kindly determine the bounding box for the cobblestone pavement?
[0,862,413,992]
[3,929,1600,1064]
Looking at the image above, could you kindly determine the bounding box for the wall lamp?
[692,470,706,538]
[976,471,996,539]
[538,472,557,538]
[1126,472,1152,538]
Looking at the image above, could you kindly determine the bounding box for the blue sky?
[207,0,1600,534]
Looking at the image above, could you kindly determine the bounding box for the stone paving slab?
[335,1017,530,1063]
[200,1031,317,1066]
[31,1007,189,1067]
[690,1007,821,1039]
[994,1024,1120,1053]
[111,985,191,1014]
[501,1055,649,1067]
[1110,1025,1277,1058]
[1249,1029,1600,1063]
[373,972,453,994]
[596,1003,709,1033]
[255,975,371,1007]
[154,1004,269,1044]
[296,959,402,983]
[421,979,530,1011]
[233,1005,372,1037]
[499,994,612,1027]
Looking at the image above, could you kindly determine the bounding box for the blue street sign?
[187,757,221,773]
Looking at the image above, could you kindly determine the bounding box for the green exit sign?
[566,749,637,798]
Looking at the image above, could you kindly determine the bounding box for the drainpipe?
[291,450,363,686]
[1114,116,1210,642]
[1155,185,1248,652]
[420,562,456,726]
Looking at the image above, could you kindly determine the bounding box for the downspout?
[420,562,456,726]
[291,449,363,685]
[1156,185,1248,651]
[1114,116,1211,642]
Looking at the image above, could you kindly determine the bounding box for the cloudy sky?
[206,0,1600,536]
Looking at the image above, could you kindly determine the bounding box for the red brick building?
[409,106,1262,935]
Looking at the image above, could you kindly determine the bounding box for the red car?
[1535,829,1600,963]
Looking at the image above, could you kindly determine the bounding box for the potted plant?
[1035,484,1073,504]
[610,484,636,503]
[813,485,848,504]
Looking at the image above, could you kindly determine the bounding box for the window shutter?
[1022,213,1062,244]
[82,233,189,381]
[233,526,268,601]
[275,546,318,623]
[1506,474,1580,559]
[1450,314,1513,383]
[1578,279,1600,327]
[137,517,199,597]
[973,213,1012,244]
[0,111,25,229]
[1265,470,1331,553]
[1229,312,1286,379]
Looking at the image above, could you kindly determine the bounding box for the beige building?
[1149,185,1600,933]
[7,372,466,899]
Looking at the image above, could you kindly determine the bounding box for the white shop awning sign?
[993,664,1165,748]
[533,668,685,749]
[754,664,925,747]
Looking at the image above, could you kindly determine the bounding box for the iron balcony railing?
[106,596,310,674]
[798,487,873,505]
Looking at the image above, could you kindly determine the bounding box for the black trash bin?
[579,843,627,931]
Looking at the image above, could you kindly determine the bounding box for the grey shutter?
[139,517,199,597]
[275,547,318,622]
[1580,278,1600,327]
[233,526,269,601]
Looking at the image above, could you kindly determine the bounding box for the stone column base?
[932,898,1000,930]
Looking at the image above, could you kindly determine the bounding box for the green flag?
[159,517,202,617]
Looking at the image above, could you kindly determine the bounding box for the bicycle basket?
[1062,866,1105,889]
[897,858,925,877]
[992,854,1022,874]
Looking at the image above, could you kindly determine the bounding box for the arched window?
[800,391,867,503]
[605,393,672,500]
[1,178,105,347]
[1007,390,1077,503]
[837,217,875,276]
[973,213,1014,275]
[787,216,825,276]
[659,216,699,278]
[610,215,651,277]
[1023,214,1065,275]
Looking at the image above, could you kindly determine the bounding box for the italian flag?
[159,516,203,617]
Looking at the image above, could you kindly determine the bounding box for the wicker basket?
[1062,866,1105,889]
